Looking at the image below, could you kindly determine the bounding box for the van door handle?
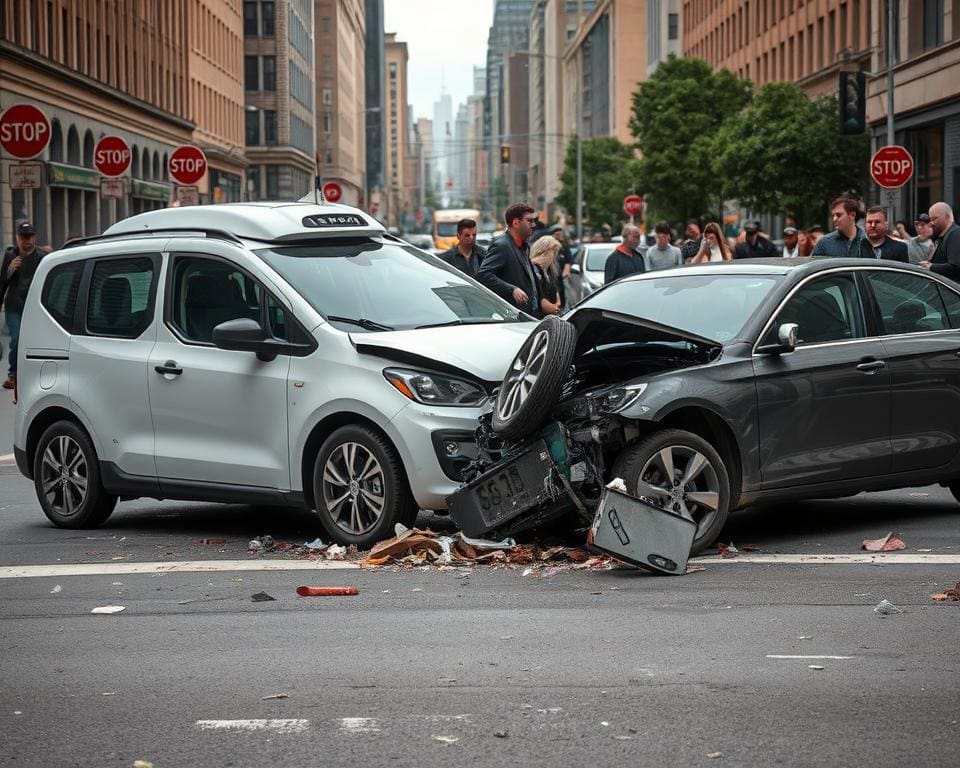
[856,358,886,373]
[154,361,183,376]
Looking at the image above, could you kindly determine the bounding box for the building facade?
[384,33,409,228]
[647,0,682,75]
[243,0,315,202]
[363,0,386,219]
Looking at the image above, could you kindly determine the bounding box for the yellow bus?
[432,208,481,251]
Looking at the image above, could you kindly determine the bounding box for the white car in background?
[566,242,617,305]
[12,201,533,547]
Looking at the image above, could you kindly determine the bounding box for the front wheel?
[34,420,118,528]
[612,429,730,555]
[312,425,417,548]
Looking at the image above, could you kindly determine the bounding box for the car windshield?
[584,245,613,271]
[436,221,458,237]
[256,239,525,332]
[581,273,781,343]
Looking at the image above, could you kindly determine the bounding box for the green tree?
[711,81,871,227]
[628,55,752,223]
[556,136,642,233]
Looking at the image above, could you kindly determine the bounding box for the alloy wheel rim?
[40,435,88,518]
[321,442,386,535]
[497,328,550,422]
[634,445,721,537]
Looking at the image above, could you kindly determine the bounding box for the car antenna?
[314,153,325,205]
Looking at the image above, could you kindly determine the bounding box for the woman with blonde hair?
[529,235,562,315]
[691,221,733,262]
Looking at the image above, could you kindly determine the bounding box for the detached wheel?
[492,315,576,441]
[612,429,730,555]
[313,425,417,548]
[34,420,117,529]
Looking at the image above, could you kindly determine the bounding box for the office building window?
[322,88,332,105]
[244,56,259,90]
[924,0,943,49]
[323,112,333,133]
[324,150,334,165]
[245,110,260,145]
[668,13,678,40]
[243,2,257,36]
[262,56,276,90]
[261,1,275,36]
[266,165,279,199]
[264,110,277,145]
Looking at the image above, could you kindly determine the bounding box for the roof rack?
[61,228,243,249]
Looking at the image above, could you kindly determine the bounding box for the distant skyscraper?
[433,93,453,202]
[364,0,386,215]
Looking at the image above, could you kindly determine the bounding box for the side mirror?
[756,322,799,355]
[212,317,316,361]
[570,263,582,275]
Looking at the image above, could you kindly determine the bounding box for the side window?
[86,257,157,338]
[171,257,262,344]
[865,271,949,334]
[936,283,960,330]
[763,274,864,346]
[41,261,83,332]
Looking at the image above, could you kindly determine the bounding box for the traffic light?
[839,70,866,135]
[500,145,510,164]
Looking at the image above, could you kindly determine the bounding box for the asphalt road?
[2,366,959,767]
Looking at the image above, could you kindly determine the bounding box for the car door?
[148,250,292,490]
[862,268,960,472]
[753,271,892,488]
[67,253,160,478]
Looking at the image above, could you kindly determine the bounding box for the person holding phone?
[690,222,732,262]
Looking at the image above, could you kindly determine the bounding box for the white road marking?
[196,719,309,734]
[766,655,853,660]
[338,717,381,734]
[693,553,960,564]
[0,453,14,463]
[0,559,360,579]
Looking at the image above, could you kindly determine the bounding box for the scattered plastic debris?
[304,538,325,550]
[433,735,459,745]
[808,665,825,670]
[133,761,154,768]
[606,477,627,493]
[261,693,289,700]
[50,585,61,594]
[199,538,226,546]
[861,533,906,552]
[324,544,347,560]
[494,730,508,738]
[874,599,903,615]
[684,565,707,574]
[296,586,359,596]
[248,535,275,554]
[251,591,276,602]
[91,605,125,614]
[460,534,516,550]
[930,581,960,601]
[706,752,724,759]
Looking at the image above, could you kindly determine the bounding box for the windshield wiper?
[415,318,512,329]
[326,315,395,331]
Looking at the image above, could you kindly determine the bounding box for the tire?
[33,420,118,529]
[492,315,576,441]
[612,429,730,555]
[312,425,417,548]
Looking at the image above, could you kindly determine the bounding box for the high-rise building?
[363,0,385,218]
[384,33,409,228]
[647,0,682,75]
[314,0,366,207]
[243,0,315,202]
[433,93,453,202]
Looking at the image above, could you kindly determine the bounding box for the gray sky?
[384,0,494,122]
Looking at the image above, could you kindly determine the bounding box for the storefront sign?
[101,177,126,199]
[47,162,100,190]
[175,186,199,206]
[10,162,44,190]
[132,179,172,201]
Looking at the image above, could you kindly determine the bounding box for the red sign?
[168,145,207,185]
[322,181,342,203]
[0,103,51,159]
[94,135,131,177]
[870,145,914,189]
[623,194,643,217]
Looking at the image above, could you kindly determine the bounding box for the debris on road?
[304,538,325,549]
[248,535,276,554]
[929,581,960,601]
[198,538,226,546]
[873,599,903,615]
[296,586,359,597]
[433,735,459,745]
[808,665,825,670]
[494,730,508,738]
[91,605,125,614]
[861,533,906,552]
[261,693,289,700]
[251,591,276,602]
[706,752,724,759]
[132,761,154,768]
[50,585,61,594]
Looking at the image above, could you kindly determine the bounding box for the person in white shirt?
[691,222,732,262]
[782,226,799,257]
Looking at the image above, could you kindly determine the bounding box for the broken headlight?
[592,383,648,414]
[384,367,487,407]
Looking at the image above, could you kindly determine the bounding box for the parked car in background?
[13,201,534,547]
[565,242,616,305]
[448,258,960,554]
[402,233,436,253]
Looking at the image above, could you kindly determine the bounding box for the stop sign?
[0,103,51,159]
[870,145,914,189]
[94,135,131,177]
[623,194,642,217]
[169,145,207,185]
[322,181,342,203]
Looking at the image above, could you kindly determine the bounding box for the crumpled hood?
[352,322,535,383]
[566,307,721,358]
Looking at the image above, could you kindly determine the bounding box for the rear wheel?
[312,425,417,548]
[612,429,730,555]
[34,420,118,528]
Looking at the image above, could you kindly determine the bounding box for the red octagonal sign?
[870,145,914,189]
[0,103,51,159]
[94,135,131,177]
[623,194,642,217]
[322,181,342,203]
[169,145,207,185]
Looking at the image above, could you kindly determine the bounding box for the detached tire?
[34,420,118,529]
[612,429,730,555]
[312,425,417,548]
[492,315,576,441]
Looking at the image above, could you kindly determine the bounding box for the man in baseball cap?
[0,222,43,388]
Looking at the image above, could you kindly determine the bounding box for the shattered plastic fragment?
[873,599,903,615]
[50,585,61,594]
[324,544,347,560]
[261,693,289,700]
[304,538,325,549]
[251,591,276,602]
[494,730,508,738]
[133,761,155,768]
[459,533,517,550]
[433,736,459,745]
[91,605,125,614]
[706,752,724,759]
[606,477,627,493]
[861,533,906,552]
[808,665,825,670]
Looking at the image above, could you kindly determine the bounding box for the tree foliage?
[629,55,752,223]
[711,81,870,226]
[556,136,642,233]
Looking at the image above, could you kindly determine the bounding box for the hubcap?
[321,442,386,535]
[40,435,88,517]
[634,445,721,538]
[497,328,550,422]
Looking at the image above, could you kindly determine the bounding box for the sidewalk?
[0,330,14,462]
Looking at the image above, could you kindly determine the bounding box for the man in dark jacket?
[0,222,44,388]
[477,202,540,316]
[438,218,485,278]
[921,202,960,281]
[604,224,645,283]
[860,206,909,262]
[734,221,778,259]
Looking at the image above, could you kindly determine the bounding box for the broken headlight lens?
[595,383,648,414]
[384,367,487,407]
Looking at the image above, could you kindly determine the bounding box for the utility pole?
[576,58,583,241]
[886,0,895,148]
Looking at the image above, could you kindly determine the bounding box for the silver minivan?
[13,201,533,546]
